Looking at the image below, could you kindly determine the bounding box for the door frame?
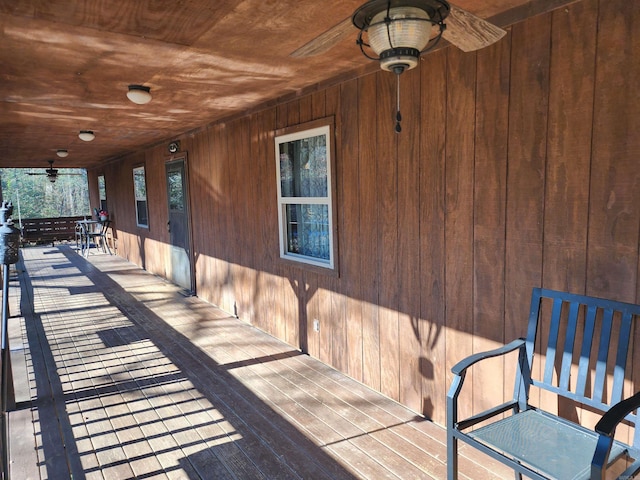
[165,153,196,295]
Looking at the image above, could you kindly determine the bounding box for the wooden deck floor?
[8,245,511,479]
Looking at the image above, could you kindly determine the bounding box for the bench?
[447,288,640,480]
[20,216,85,246]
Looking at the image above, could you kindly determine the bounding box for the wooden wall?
[91,0,639,426]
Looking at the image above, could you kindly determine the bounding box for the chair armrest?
[595,391,640,436]
[591,392,640,480]
[448,338,529,429]
[451,338,526,376]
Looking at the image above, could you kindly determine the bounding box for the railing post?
[0,201,20,480]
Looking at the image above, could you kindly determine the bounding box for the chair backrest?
[77,221,90,234]
[524,288,640,423]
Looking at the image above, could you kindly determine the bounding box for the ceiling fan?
[290,0,506,59]
[291,0,506,133]
[26,160,85,183]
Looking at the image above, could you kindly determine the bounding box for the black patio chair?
[86,220,111,255]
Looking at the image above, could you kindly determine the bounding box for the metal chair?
[447,288,640,480]
[76,221,91,256]
[85,220,111,255]
[75,222,84,250]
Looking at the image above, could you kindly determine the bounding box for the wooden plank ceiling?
[0,0,551,170]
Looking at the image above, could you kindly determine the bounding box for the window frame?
[274,117,338,273]
[133,165,149,228]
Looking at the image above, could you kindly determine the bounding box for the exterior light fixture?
[56,149,68,158]
[353,0,450,132]
[79,130,95,142]
[127,85,152,105]
[168,141,180,154]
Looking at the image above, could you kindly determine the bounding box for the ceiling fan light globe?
[368,6,432,72]
[56,149,68,158]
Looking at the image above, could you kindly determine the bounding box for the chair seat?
[468,409,628,480]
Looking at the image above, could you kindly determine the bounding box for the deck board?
[7,245,511,479]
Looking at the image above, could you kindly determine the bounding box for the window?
[275,120,336,270]
[133,166,148,228]
[98,175,107,212]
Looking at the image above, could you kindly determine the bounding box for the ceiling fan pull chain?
[395,72,402,133]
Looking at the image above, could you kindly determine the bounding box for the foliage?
[0,168,90,220]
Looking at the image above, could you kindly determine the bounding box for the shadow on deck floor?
[8,245,509,479]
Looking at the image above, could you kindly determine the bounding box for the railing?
[20,216,85,245]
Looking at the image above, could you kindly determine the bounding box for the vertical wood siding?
[93,0,639,426]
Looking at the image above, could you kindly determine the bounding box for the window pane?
[133,167,148,227]
[133,168,146,199]
[279,134,327,198]
[98,175,107,212]
[136,200,148,226]
[167,170,184,211]
[98,175,106,200]
[285,204,330,261]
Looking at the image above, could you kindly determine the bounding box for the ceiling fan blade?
[26,171,83,176]
[443,4,507,52]
[291,4,505,58]
[290,16,353,58]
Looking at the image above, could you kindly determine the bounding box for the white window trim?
[275,124,335,270]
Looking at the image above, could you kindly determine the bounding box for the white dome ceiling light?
[127,85,152,105]
[79,130,95,142]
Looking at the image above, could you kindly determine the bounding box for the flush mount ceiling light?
[127,85,152,105]
[79,130,95,142]
[56,149,69,158]
[353,0,450,132]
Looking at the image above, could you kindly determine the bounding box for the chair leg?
[447,433,458,480]
[447,383,463,480]
[103,235,112,255]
